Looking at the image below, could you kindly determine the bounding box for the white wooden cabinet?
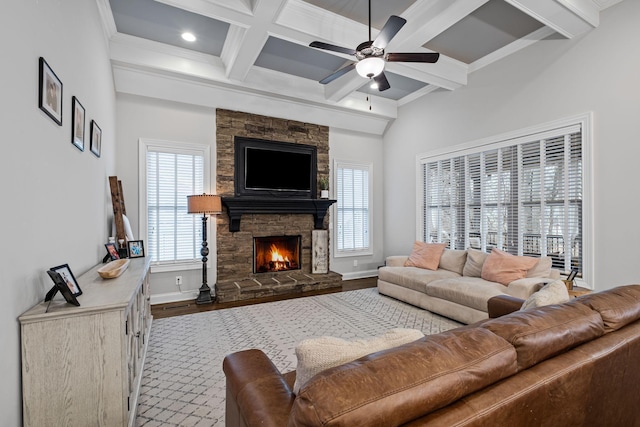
[19,257,152,427]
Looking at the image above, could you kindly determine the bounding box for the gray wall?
[383,1,640,290]
[0,1,116,424]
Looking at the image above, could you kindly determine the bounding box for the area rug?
[135,288,462,426]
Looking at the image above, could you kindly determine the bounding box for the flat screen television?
[234,137,317,198]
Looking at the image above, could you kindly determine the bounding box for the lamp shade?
[355,57,385,78]
[187,194,223,214]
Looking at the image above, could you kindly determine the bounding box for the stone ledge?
[216,271,342,303]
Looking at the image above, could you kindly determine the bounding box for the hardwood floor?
[151,276,378,319]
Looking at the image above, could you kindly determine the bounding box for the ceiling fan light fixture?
[356,57,384,78]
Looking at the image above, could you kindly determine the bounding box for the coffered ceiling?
[98,0,622,127]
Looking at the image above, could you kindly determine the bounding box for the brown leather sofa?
[223,285,640,427]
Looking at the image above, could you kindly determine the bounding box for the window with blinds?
[421,125,583,274]
[139,139,210,270]
[336,162,371,255]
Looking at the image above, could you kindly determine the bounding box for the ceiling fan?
[309,0,440,92]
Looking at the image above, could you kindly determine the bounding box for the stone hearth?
[215,109,342,302]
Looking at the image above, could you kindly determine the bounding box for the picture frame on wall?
[71,96,85,151]
[90,120,101,157]
[127,240,145,258]
[49,264,83,297]
[38,57,63,125]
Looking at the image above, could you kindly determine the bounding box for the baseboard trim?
[150,290,199,305]
[340,270,379,281]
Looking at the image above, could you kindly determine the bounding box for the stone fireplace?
[214,109,342,302]
[254,235,301,273]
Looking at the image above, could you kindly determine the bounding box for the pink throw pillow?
[481,248,539,285]
[404,242,447,271]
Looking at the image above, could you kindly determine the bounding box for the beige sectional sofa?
[377,248,560,324]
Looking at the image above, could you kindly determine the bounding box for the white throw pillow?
[520,279,570,311]
[293,328,424,394]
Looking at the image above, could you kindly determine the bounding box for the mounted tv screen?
[234,137,317,198]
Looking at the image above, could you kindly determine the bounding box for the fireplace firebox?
[254,235,301,273]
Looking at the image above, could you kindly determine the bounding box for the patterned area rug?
[135,288,462,426]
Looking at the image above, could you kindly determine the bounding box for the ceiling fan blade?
[373,72,391,92]
[386,52,440,63]
[319,63,356,84]
[309,41,356,56]
[372,15,407,49]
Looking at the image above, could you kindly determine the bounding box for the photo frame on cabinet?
[45,270,80,307]
[49,263,82,297]
[127,240,145,258]
[90,120,101,157]
[38,57,63,125]
[71,96,85,151]
[105,243,120,261]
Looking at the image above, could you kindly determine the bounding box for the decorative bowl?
[98,259,130,279]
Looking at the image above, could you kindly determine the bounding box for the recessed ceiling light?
[181,32,196,42]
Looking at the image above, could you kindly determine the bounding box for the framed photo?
[38,57,63,125]
[127,240,145,258]
[50,264,82,297]
[90,120,102,157]
[567,268,579,282]
[71,96,85,151]
[46,270,80,307]
[105,243,120,261]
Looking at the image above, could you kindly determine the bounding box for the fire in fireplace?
[254,235,301,273]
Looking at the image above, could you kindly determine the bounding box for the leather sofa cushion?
[288,328,517,427]
[438,249,467,275]
[426,277,508,311]
[574,284,640,332]
[378,266,460,293]
[481,302,605,371]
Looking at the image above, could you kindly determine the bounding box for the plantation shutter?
[422,124,582,274]
[336,163,370,253]
[147,149,204,264]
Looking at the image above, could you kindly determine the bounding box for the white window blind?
[139,139,210,270]
[336,162,371,254]
[422,125,583,274]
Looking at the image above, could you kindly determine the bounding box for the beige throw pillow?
[526,256,552,278]
[520,280,571,311]
[293,328,424,394]
[439,249,467,275]
[404,241,447,270]
[462,248,489,277]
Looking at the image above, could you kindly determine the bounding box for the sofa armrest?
[223,349,295,427]
[488,295,524,318]
[385,256,409,267]
[506,277,555,299]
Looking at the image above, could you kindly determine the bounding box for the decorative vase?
[320,190,329,199]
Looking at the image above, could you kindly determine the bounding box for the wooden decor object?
[109,176,127,244]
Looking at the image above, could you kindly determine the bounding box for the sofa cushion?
[520,279,570,311]
[481,302,605,371]
[426,277,508,312]
[290,329,517,427]
[526,256,552,278]
[462,248,489,277]
[292,328,424,394]
[439,249,467,275]
[574,285,640,332]
[481,249,539,286]
[378,266,460,293]
[404,241,447,270]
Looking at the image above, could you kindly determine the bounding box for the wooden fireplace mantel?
[221,197,336,232]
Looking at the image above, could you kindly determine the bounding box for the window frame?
[333,160,373,258]
[415,113,593,286]
[138,138,211,273]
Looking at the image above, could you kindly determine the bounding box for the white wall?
[383,1,640,291]
[0,1,116,424]
[116,94,217,298]
[329,129,385,278]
